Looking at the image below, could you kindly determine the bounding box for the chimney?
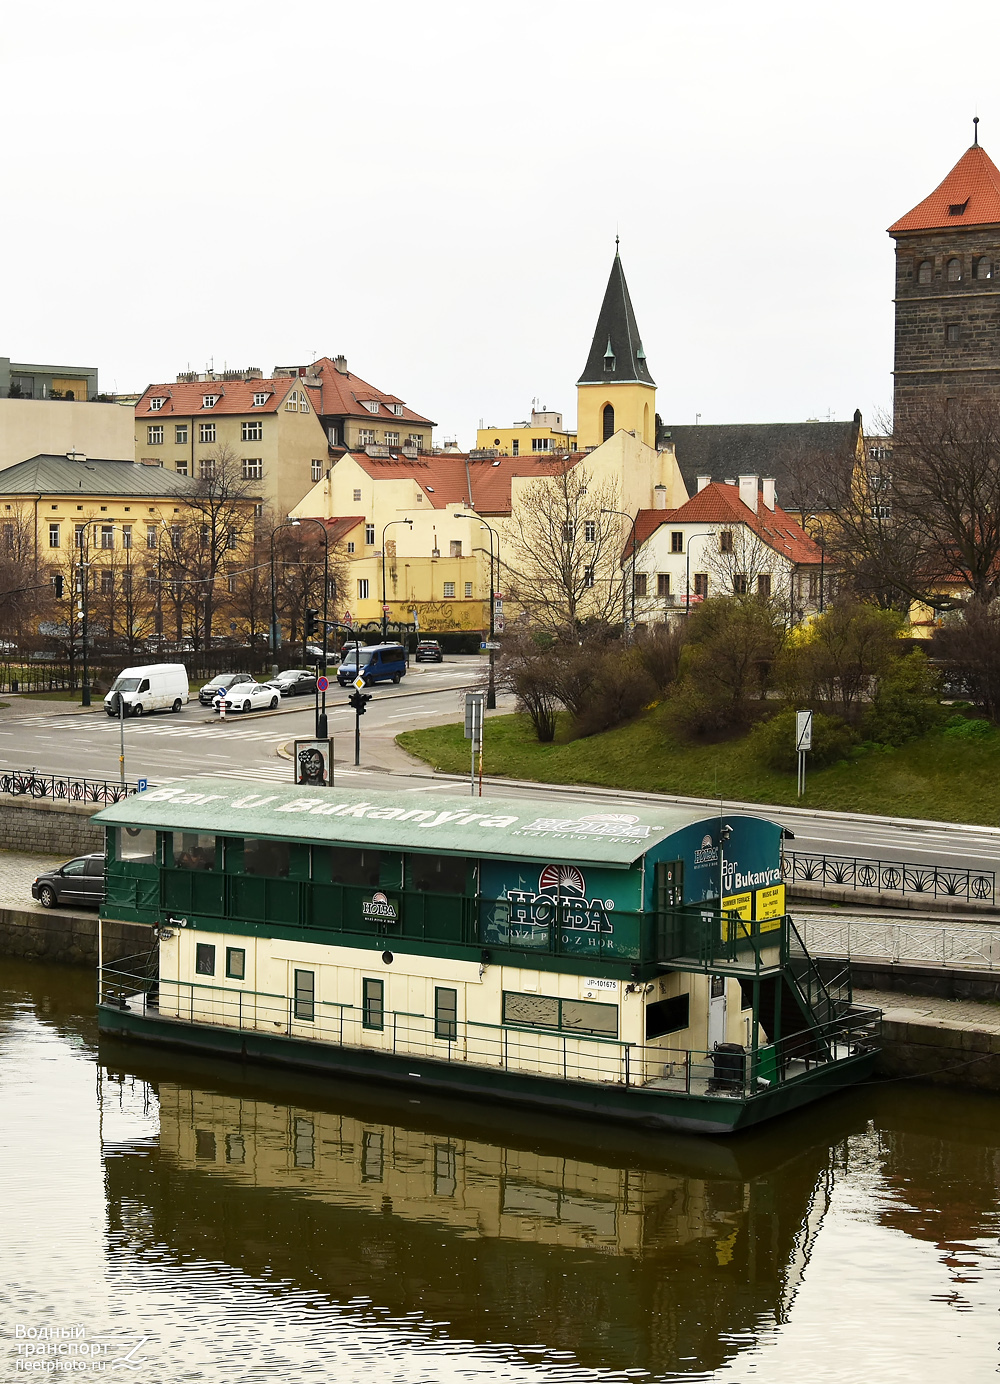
[333,355,348,374]
[738,474,758,512]
[762,477,776,511]
[653,484,667,509]
[696,474,711,492]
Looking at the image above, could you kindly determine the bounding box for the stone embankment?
[857,987,1000,1093]
[0,795,102,856]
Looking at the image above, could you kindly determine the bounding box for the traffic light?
[348,690,372,715]
[305,608,320,638]
[52,574,64,598]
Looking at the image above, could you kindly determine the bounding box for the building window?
[358,578,369,599]
[170,525,181,549]
[946,323,962,343]
[633,572,647,598]
[871,504,892,520]
[74,524,85,549]
[175,424,188,444]
[392,403,404,416]
[358,429,376,446]
[365,524,375,545]
[149,397,164,411]
[532,437,551,452]
[363,977,384,1030]
[122,525,132,550]
[227,528,238,550]
[254,503,263,519]
[202,394,219,408]
[175,459,188,476]
[434,987,458,1041]
[584,520,596,542]
[200,459,216,481]
[976,257,993,281]
[145,572,156,594]
[602,404,615,441]
[293,969,315,1022]
[808,572,820,601]
[384,432,400,446]
[146,526,157,550]
[252,391,269,406]
[226,947,245,980]
[947,258,962,283]
[311,459,323,482]
[48,523,60,548]
[407,433,422,447]
[657,573,670,597]
[199,423,216,443]
[719,530,734,553]
[227,573,238,594]
[99,525,114,549]
[757,573,772,598]
[584,564,595,588]
[511,438,519,456]
[733,574,748,595]
[299,393,309,412]
[443,581,455,598]
[449,540,462,558]
[242,420,263,442]
[353,488,362,502]
[364,400,380,414]
[671,531,683,553]
[195,943,216,976]
[242,458,263,480]
[694,572,708,597]
[917,260,932,285]
[100,569,113,594]
[147,425,163,445]
[465,581,473,598]
[347,541,355,554]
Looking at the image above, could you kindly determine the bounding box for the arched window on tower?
[602,404,615,442]
[976,257,993,281]
[947,258,962,283]
[918,260,932,285]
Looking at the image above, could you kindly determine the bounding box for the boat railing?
[99,962,881,1101]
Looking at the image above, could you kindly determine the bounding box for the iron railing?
[795,915,1000,970]
[783,851,996,904]
[0,770,141,803]
[98,960,881,1100]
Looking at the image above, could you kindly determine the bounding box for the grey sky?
[0,1,987,445]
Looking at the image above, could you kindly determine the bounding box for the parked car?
[337,642,408,687]
[304,644,327,662]
[415,640,444,663]
[104,664,189,717]
[199,672,254,706]
[265,668,318,698]
[32,854,105,909]
[213,681,280,713]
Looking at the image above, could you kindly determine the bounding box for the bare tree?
[501,460,625,636]
[0,505,42,642]
[182,444,261,649]
[706,525,784,609]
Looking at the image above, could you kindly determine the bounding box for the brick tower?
[889,123,1000,421]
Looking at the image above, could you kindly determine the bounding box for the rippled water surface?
[1,959,998,1382]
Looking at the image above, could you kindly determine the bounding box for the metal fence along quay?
[796,915,1000,970]
[783,850,996,904]
[0,770,140,803]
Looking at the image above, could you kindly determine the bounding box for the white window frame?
[48,523,60,548]
[384,432,400,446]
[242,420,263,442]
[358,578,370,599]
[147,425,163,445]
[365,524,375,545]
[443,581,456,599]
[199,423,216,443]
[464,581,473,598]
[364,400,380,414]
[311,459,323,482]
[242,458,263,480]
[202,394,219,408]
[252,392,269,407]
[175,424,188,444]
[358,428,376,446]
[149,397,164,411]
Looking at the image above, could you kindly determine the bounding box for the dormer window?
[202,394,219,408]
[149,397,164,411]
[603,337,616,373]
[364,400,380,414]
[948,199,970,216]
[252,391,269,407]
[391,403,404,416]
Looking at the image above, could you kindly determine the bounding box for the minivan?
[337,643,407,687]
[104,663,189,717]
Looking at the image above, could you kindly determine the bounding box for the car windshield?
[341,649,374,666]
[111,677,141,692]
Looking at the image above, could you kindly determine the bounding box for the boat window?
[434,987,458,1041]
[226,947,246,981]
[410,854,466,894]
[503,992,560,1029]
[245,838,290,878]
[117,826,156,864]
[293,969,315,1022]
[173,833,216,870]
[324,846,381,887]
[195,943,215,975]
[645,993,690,1040]
[363,977,384,1030]
[502,991,618,1037]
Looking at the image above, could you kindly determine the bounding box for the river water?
[1,959,998,1383]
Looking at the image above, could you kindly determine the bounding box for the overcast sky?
[0,1,989,445]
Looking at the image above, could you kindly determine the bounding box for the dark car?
[32,854,105,909]
[199,671,254,706]
[415,640,443,663]
[265,668,318,698]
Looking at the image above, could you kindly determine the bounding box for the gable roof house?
[275,356,436,457]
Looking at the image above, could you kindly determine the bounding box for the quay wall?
[876,1012,1000,1093]
[0,907,151,967]
[0,795,103,856]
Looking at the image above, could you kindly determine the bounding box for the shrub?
[942,713,994,740]
[571,646,657,738]
[862,650,944,746]
[749,709,858,773]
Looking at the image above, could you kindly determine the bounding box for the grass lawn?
[15,689,89,703]
[397,705,1000,826]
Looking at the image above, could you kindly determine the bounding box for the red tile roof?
[348,452,474,510]
[304,358,435,427]
[465,452,584,513]
[136,377,301,417]
[626,482,824,565]
[888,143,1000,234]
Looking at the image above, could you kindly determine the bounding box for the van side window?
[139,679,150,693]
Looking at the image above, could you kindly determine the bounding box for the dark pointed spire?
[578,250,655,387]
[974,114,980,145]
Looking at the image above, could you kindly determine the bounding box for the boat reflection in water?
[100,1043,850,1379]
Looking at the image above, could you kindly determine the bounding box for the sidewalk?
[0,847,79,916]
[855,986,1000,1030]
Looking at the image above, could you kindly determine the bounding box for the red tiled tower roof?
[888,143,1000,234]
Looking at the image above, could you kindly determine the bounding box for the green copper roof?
[94,777,724,867]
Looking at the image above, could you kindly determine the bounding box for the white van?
[104,664,189,717]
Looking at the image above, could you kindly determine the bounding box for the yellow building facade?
[475,408,577,457]
[576,249,657,451]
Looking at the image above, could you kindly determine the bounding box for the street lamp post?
[684,531,716,615]
[269,521,300,676]
[79,533,91,707]
[381,519,413,641]
[291,517,330,738]
[454,513,499,710]
[601,508,638,637]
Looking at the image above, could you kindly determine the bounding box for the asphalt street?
[1,655,998,880]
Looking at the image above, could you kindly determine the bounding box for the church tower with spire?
[889,121,1000,419]
[577,246,656,450]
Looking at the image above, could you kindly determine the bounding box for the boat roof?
[93,778,759,868]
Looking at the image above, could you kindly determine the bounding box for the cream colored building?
[0,398,135,474]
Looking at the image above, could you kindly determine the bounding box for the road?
[1,656,998,880]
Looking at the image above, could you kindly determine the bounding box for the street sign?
[795,710,813,751]
[343,611,353,625]
[316,675,329,692]
[494,614,504,634]
[464,691,485,745]
[480,641,501,650]
[137,777,148,792]
[353,675,367,691]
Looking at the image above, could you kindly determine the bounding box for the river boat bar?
[95,778,880,1135]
